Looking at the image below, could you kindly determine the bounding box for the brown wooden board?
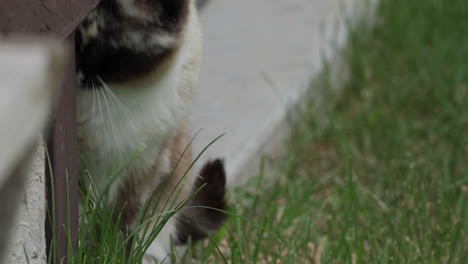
[45,35,78,263]
[0,0,100,38]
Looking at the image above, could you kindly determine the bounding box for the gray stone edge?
[227,0,379,186]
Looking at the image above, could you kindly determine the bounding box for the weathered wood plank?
[0,0,100,38]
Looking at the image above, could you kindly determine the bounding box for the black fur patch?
[76,36,172,86]
[76,0,189,88]
[176,159,227,245]
[158,0,189,29]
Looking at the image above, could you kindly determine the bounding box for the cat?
[75,0,226,262]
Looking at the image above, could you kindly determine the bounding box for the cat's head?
[76,0,190,88]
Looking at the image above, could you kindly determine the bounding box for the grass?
[48,0,468,263]
[47,136,224,264]
[47,145,180,264]
[186,0,468,263]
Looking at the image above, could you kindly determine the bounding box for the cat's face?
[76,0,189,88]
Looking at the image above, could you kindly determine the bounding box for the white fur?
[77,63,186,200]
[77,1,202,263]
[117,0,154,22]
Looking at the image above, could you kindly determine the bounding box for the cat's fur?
[75,0,226,262]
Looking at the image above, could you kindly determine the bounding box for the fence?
[0,0,101,262]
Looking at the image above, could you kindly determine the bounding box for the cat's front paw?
[142,252,171,264]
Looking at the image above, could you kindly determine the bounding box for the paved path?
[192,0,364,186]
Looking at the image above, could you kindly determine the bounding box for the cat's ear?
[176,159,227,245]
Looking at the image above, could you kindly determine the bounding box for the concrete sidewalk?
[192,0,366,186]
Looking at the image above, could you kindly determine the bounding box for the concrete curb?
[192,0,376,186]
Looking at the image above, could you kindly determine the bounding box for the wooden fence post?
[45,34,78,262]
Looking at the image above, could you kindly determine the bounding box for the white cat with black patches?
[76,0,226,262]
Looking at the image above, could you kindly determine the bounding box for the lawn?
[56,0,468,263]
[187,0,468,263]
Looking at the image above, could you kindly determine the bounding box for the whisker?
[101,80,118,112]
[97,77,131,114]
[98,76,138,130]
[100,88,120,151]
[96,86,104,123]
[102,83,126,117]
[92,82,97,116]
[95,86,112,154]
